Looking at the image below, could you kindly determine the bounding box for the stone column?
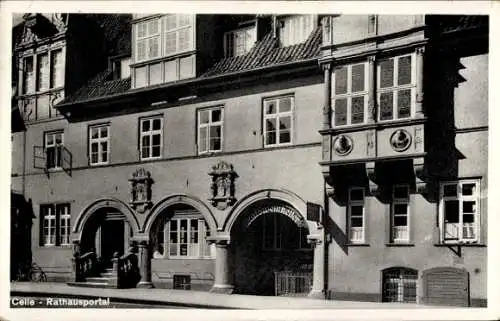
[308,236,326,299]
[367,55,377,123]
[137,240,154,288]
[71,240,81,282]
[210,239,234,294]
[323,63,332,130]
[415,46,425,118]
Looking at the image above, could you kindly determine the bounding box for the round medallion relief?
[390,129,412,152]
[333,135,353,156]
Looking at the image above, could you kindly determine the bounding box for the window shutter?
[39,206,44,246]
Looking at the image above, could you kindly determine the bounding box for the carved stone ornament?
[129,168,154,213]
[390,129,412,152]
[333,135,353,156]
[208,161,237,210]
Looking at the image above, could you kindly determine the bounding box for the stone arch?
[222,188,320,237]
[143,194,218,235]
[72,198,140,242]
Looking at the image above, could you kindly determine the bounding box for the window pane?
[394,204,408,215]
[101,142,107,153]
[351,205,363,216]
[463,201,476,214]
[394,215,407,226]
[137,22,147,38]
[279,116,291,130]
[100,127,108,138]
[443,184,457,197]
[350,189,364,201]
[397,89,411,118]
[335,67,348,94]
[90,142,98,153]
[199,110,209,124]
[351,64,365,92]
[137,40,146,61]
[265,101,277,114]
[149,62,162,85]
[142,120,150,132]
[398,56,412,85]
[37,53,50,91]
[135,66,147,87]
[179,55,194,79]
[152,146,161,157]
[463,214,475,223]
[210,125,221,139]
[380,92,393,120]
[351,96,365,124]
[142,147,149,159]
[334,98,347,126]
[210,137,221,151]
[142,135,150,147]
[199,127,207,152]
[153,118,162,130]
[152,134,161,146]
[279,97,292,112]
[380,59,394,88]
[164,59,177,82]
[211,109,221,122]
[91,128,99,139]
[444,200,459,223]
[351,217,363,227]
[279,130,291,144]
[51,49,64,88]
[148,37,160,59]
[91,153,98,164]
[266,118,276,132]
[462,183,476,196]
[102,152,108,162]
[178,28,191,52]
[170,220,177,231]
[165,32,177,55]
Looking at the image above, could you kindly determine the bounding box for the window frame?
[163,14,194,56]
[89,124,110,166]
[40,203,71,247]
[348,187,365,244]
[280,15,315,47]
[263,95,294,148]
[197,106,224,155]
[390,184,410,243]
[377,53,417,122]
[382,267,418,303]
[439,179,481,244]
[44,130,64,170]
[20,48,65,96]
[139,116,163,161]
[224,25,257,57]
[161,217,213,259]
[135,17,161,63]
[331,62,369,127]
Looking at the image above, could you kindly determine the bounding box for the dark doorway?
[100,219,125,267]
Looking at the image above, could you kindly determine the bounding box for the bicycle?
[15,262,47,282]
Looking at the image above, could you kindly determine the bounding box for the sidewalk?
[10,282,427,309]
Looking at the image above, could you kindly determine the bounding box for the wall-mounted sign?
[245,204,306,228]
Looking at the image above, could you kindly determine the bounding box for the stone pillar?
[308,236,326,299]
[415,46,425,118]
[210,239,234,294]
[368,55,376,123]
[71,240,81,282]
[137,240,154,288]
[323,63,332,130]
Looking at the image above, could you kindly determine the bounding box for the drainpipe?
[323,180,329,299]
[22,130,27,196]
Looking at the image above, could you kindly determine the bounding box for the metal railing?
[274,271,312,297]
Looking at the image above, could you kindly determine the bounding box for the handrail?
[71,251,100,282]
[112,249,140,288]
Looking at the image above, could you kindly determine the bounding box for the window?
[225,26,256,57]
[348,187,365,243]
[164,14,194,56]
[140,117,163,160]
[332,63,369,126]
[280,15,315,47]
[382,268,418,303]
[263,96,293,147]
[40,203,71,247]
[440,180,480,243]
[377,54,416,121]
[198,107,223,154]
[135,18,161,62]
[391,185,410,243]
[23,56,35,94]
[50,49,64,88]
[45,131,64,169]
[37,53,49,91]
[89,125,110,165]
[262,214,310,251]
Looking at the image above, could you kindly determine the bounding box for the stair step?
[85,277,115,284]
[101,272,114,277]
[67,281,115,289]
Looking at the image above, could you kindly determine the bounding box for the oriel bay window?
[377,54,416,121]
[440,180,480,243]
[40,203,71,247]
[89,125,110,165]
[263,95,294,147]
[391,185,410,243]
[332,63,369,126]
[140,117,163,160]
[21,49,64,95]
[198,107,223,154]
[348,187,365,243]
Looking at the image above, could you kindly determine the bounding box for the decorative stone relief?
[390,129,412,152]
[366,130,376,157]
[208,161,237,210]
[333,135,353,156]
[52,13,68,33]
[129,168,154,213]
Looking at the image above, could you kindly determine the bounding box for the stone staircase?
[67,268,117,288]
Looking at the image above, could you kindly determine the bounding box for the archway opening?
[80,207,134,268]
[230,200,313,296]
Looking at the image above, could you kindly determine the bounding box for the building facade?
[10,13,487,306]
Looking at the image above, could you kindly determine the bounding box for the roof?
[432,15,488,33]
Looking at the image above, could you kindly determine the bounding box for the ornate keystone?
[129,168,154,213]
[208,161,237,210]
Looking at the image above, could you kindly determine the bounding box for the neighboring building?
[10,13,487,306]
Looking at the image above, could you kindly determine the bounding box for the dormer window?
[225,26,256,57]
[279,15,315,47]
[112,57,131,80]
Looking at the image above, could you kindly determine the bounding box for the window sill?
[385,243,415,247]
[89,162,110,168]
[152,256,215,260]
[319,117,427,135]
[347,243,370,247]
[434,243,486,247]
[140,157,163,162]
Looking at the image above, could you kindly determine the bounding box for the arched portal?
[72,199,140,268]
[230,199,314,296]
